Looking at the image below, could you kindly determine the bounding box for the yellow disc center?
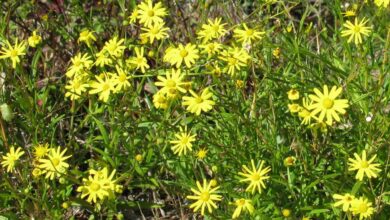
[90,182,101,191]
[322,98,334,109]
[200,192,210,201]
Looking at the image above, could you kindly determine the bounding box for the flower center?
[166,80,176,88]
[51,158,60,166]
[148,10,155,17]
[90,182,101,192]
[246,29,254,36]
[354,26,361,33]
[180,49,188,58]
[228,57,237,66]
[251,173,260,181]
[357,202,368,213]
[157,96,166,103]
[195,97,203,104]
[322,98,334,109]
[118,74,127,82]
[346,196,353,202]
[200,192,210,201]
[361,161,369,168]
[150,27,159,35]
[102,83,111,91]
[137,57,145,64]
[10,49,18,57]
[180,136,189,145]
[73,81,81,89]
[237,199,246,206]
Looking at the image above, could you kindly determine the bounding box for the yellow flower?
[341,18,372,45]
[282,209,291,217]
[308,85,349,125]
[89,74,116,102]
[199,42,222,58]
[164,43,199,68]
[33,143,50,159]
[196,148,208,160]
[32,168,42,177]
[273,47,281,58]
[103,37,126,58]
[182,87,215,115]
[238,159,271,194]
[232,198,254,219]
[219,47,250,76]
[235,80,244,89]
[28,31,42,47]
[1,146,25,172]
[128,7,138,24]
[233,23,265,44]
[197,18,227,42]
[348,150,381,181]
[65,78,89,100]
[127,47,149,73]
[342,10,356,17]
[170,126,196,156]
[135,154,143,162]
[350,197,375,219]
[375,0,390,8]
[153,90,169,109]
[111,65,131,92]
[333,193,355,212]
[78,30,96,47]
[284,156,296,166]
[287,89,299,100]
[38,147,71,180]
[288,104,301,113]
[140,22,169,44]
[137,0,167,27]
[155,69,187,98]
[77,167,120,203]
[298,98,313,125]
[66,53,93,78]
[0,39,26,69]
[95,50,113,67]
[186,179,222,216]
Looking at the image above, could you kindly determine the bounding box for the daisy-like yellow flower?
[111,65,131,92]
[233,23,265,44]
[350,197,375,220]
[186,179,222,216]
[341,17,372,45]
[78,30,96,47]
[199,42,222,58]
[342,9,356,17]
[38,147,71,180]
[0,39,27,69]
[103,37,126,58]
[375,0,390,8]
[1,146,25,172]
[164,43,199,68]
[238,159,271,194]
[140,22,169,44]
[196,148,208,160]
[333,193,355,212]
[127,47,149,73]
[28,31,42,48]
[219,47,250,76]
[298,97,313,125]
[308,85,349,125]
[66,53,93,78]
[77,167,121,203]
[232,198,254,219]
[348,150,381,181]
[153,90,169,109]
[182,87,215,115]
[95,50,113,68]
[288,104,300,113]
[137,0,167,27]
[33,143,50,159]
[170,126,196,156]
[197,18,227,42]
[65,78,89,100]
[89,74,116,102]
[155,69,187,98]
[128,7,138,24]
[287,89,299,100]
